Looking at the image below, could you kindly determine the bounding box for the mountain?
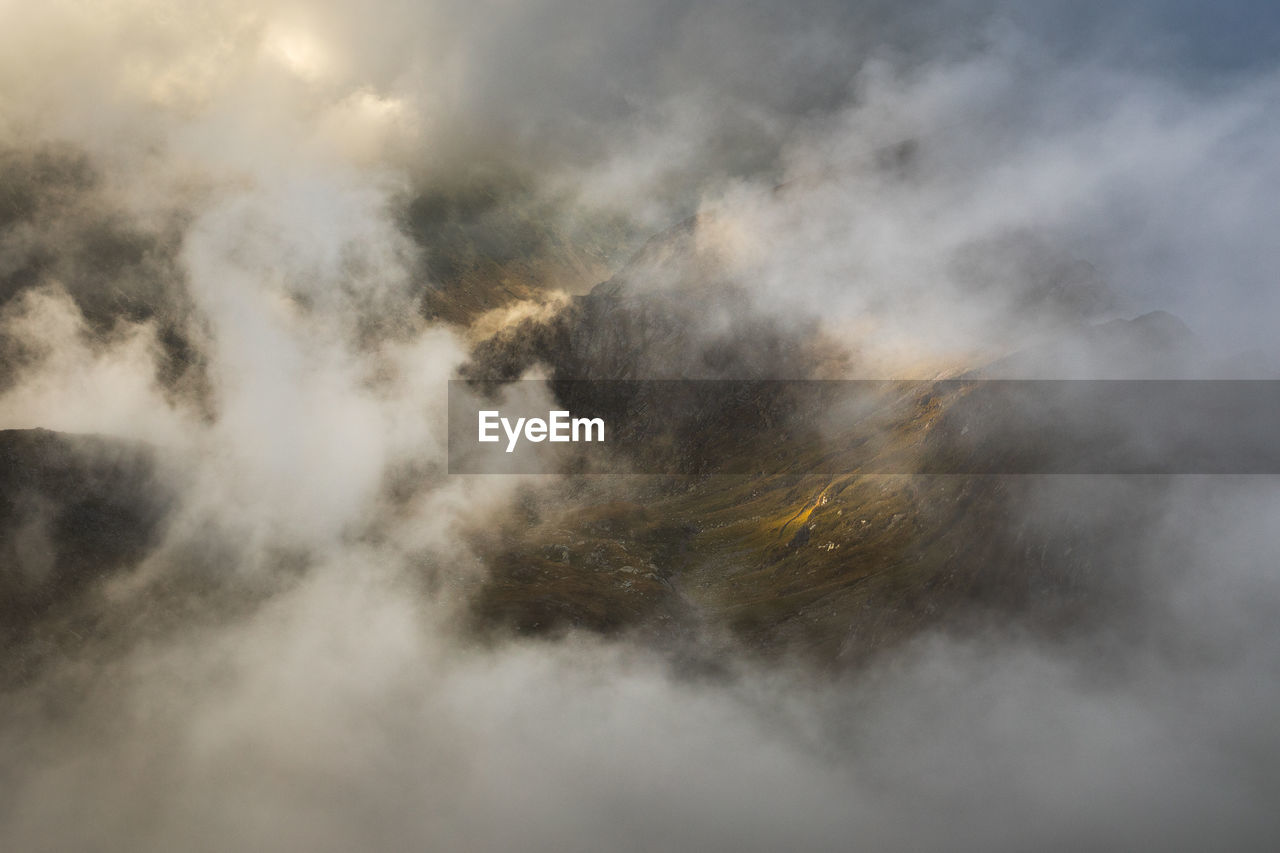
[0,211,1229,671]
[453,217,1198,663]
[399,176,632,326]
[0,429,170,656]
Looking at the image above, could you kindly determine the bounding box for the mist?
[1,1,1279,850]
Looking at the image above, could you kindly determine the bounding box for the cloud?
[0,1,1279,850]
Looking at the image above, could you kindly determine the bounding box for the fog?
[1,1,1278,850]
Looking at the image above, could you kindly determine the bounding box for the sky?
[1,1,1279,850]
